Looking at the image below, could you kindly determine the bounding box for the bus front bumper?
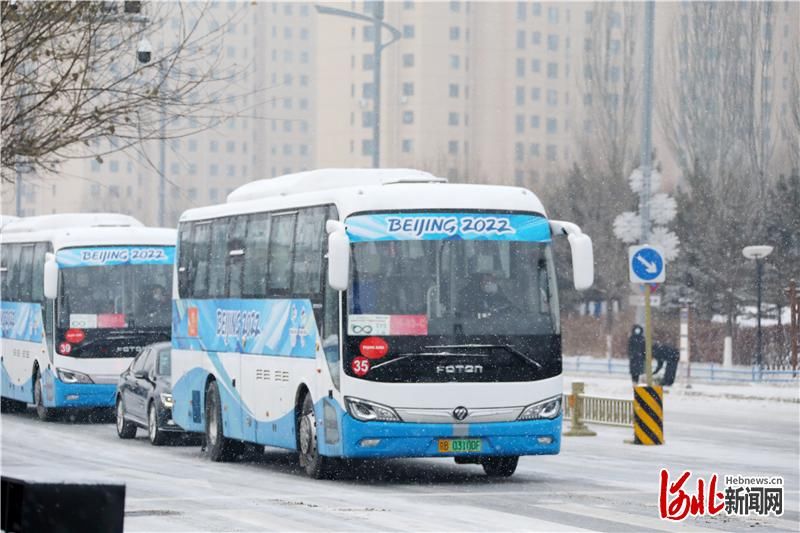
[49,378,117,408]
[339,415,562,459]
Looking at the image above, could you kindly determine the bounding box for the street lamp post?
[315,2,401,168]
[742,245,774,378]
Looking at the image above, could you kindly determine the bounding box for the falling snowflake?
[628,167,662,194]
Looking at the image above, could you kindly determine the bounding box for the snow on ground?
[564,371,800,403]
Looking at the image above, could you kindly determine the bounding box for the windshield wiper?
[424,344,543,370]
[371,351,489,370]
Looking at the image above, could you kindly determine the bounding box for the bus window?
[208,218,230,298]
[227,216,247,298]
[18,244,34,302]
[3,244,21,301]
[293,207,326,298]
[191,223,211,298]
[267,212,296,294]
[31,242,48,302]
[243,213,269,297]
[178,222,194,298]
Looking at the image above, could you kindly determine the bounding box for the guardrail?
[563,389,633,428]
[563,356,799,383]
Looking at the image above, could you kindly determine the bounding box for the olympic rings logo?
[350,325,373,334]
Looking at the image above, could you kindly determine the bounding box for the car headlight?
[56,368,94,384]
[345,397,402,422]
[160,393,173,408]
[518,396,562,420]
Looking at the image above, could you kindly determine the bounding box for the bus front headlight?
[518,396,561,420]
[345,397,402,422]
[56,368,94,384]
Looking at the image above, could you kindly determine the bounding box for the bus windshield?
[348,239,559,337]
[58,264,173,329]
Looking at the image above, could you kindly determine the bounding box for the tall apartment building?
[4,1,797,222]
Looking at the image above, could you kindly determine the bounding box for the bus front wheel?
[33,372,55,422]
[297,394,336,479]
[481,456,519,477]
[204,381,242,461]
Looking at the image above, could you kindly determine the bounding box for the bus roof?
[1,225,176,251]
[182,169,547,223]
[1,213,143,234]
[226,168,445,203]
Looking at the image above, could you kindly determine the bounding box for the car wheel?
[204,381,242,461]
[297,393,336,479]
[148,402,167,445]
[116,396,137,439]
[34,372,55,422]
[481,456,519,477]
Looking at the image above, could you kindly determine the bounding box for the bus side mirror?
[326,220,350,292]
[44,253,58,299]
[549,220,594,291]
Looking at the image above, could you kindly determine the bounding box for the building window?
[363,25,375,42]
[532,2,541,16]
[362,139,374,156]
[515,86,525,105]
[546,144,557,161]
[517,1,526,20]
[610,66,620,83]
[547,6,558,24]
[529,143,540,157]
[449,84,459,97]
[403,53,415,67]
[362,111,375,128]
[530,115,541,129]
[210,140,219,152]
[403,110,414,124]
[610,39,620,55]
[516,58,525,77]
[450,55,460,69]
[514,142,524,161]
[583,93,593,106]
[188,140,198,152]
[547,34,558,51]
[226,141,236,153]
[531,87,541,101]
[91,160,101,172]
[531,59,541,73]
[546,117,557,134]
[363,83,375,99]
[210,164,219,176]
[547,89,558,106]
[547,62,558,79]
[516,30,526,49]
[403,82,414,96]
[532,31,541,45]
[448,140,458,155]
[609,10,621,28]
[110,160,120,173]
[515,114,525,133]
[450,0,460,12]
[450,27,460,40]
[448,112,459,126]
[363,53,374,70]
[404,0,414,9]
[402,139,413,153]
[403,25,415,38]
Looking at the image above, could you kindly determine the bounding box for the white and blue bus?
[1,214,176,420]
[171,169,593,478]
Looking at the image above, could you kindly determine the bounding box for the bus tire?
[297,394,336,479]
[33,371,55,422]
[1,397,26,413]
[147,402,167,446]
[204,381,241,461]
[481,456,519,477]
[115,396,137,439]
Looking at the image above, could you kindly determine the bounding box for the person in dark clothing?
[628,325,645,385]
[653,342,680,386]
[458,272,512,319]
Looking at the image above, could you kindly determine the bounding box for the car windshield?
[58,264,173,329]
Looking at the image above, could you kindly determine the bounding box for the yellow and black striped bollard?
[633,385,663,445]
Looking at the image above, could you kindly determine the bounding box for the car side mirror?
[133,370,148,379]
[326,220,350,292]
[44,253,58,300]
[549,220,594,291]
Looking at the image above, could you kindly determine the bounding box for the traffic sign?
[629,245,665,284]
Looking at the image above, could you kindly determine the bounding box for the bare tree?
[1,0,249,182]
[576,2,641,180]
[658,2,788,190]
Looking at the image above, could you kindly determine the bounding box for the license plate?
[438,438,482,453]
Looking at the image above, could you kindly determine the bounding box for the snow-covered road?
[2,381,798,532]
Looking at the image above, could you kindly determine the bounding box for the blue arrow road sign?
[629,245,665,283]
